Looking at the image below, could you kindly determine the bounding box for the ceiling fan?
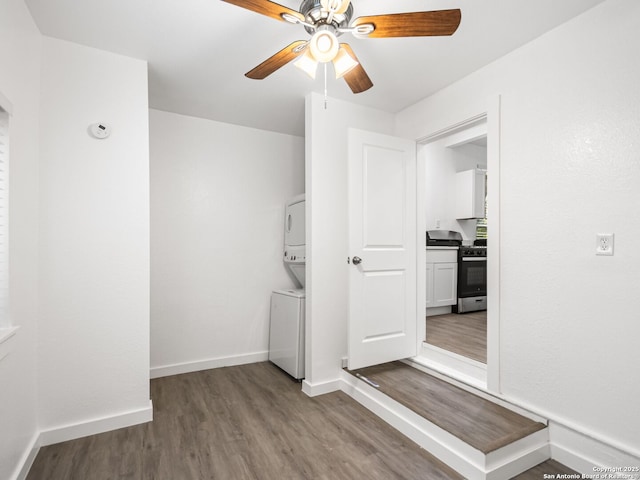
[222,0,461,93]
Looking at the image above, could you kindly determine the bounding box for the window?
[0,105,8,328]
[476,173,487,240]
[0,94,14,358]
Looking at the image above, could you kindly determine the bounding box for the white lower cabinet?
[426,249,458,308]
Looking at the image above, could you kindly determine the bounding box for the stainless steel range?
[426,230,463,247]
[456,244,487,313]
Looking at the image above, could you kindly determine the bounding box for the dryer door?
[285,200,305,247]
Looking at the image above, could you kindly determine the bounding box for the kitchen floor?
[426,311,487,363]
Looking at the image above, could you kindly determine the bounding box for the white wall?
[397,0,640,463]
[0,1,41,478]
[305,92,395,387]
[38,37,151,441]
[149,109,304,375]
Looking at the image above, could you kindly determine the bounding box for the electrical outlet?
[341,357,348,369]
[596,233,614,256]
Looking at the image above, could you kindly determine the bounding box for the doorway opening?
[344,99,501,394]
[414,109,499,391]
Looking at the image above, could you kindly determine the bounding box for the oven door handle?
[461,257,487,262]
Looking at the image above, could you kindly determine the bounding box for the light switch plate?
[596,233,614,256]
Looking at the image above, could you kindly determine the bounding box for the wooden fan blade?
[222,0,304,22]
[245,41,307,79]
[334,0,351,15]
[340,44,373,94]
[352,9,461,38]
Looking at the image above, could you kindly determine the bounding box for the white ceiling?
[25,0,605,136]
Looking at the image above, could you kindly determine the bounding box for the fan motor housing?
[299,0,353,34]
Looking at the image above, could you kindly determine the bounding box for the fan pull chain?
[324,63,328,109]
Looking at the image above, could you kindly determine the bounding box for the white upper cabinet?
[455,169,486,219]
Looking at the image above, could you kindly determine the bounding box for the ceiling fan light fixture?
[294,49,319,79]
[332,46,358,78]
[309,30,339,63]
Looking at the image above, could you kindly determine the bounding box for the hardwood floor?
[28,361,578,479]
[28,362,463,480]
[426,311,487,363]
[349,361,545,454]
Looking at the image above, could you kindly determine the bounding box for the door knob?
[352,256,362,265]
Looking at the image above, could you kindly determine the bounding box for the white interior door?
[348,128,417,370]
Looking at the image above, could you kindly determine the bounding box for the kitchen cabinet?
[426,249,458,309]
[425,262,434,307]
[456,169,486,219]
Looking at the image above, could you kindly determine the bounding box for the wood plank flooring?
[349,361,545,454]
[28,362,464,480]
[426,311,487,363]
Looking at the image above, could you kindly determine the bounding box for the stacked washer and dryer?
[268,194,305,379]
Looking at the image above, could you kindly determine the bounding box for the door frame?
[414,96,501,394]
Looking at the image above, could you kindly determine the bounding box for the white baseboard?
[550,422,640,475]
[426,306,452,316]
[150,351,268,379]
[301,378,342,397]
[11,431,40,480]
[485,431,550,480]
[38,401,153,447]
